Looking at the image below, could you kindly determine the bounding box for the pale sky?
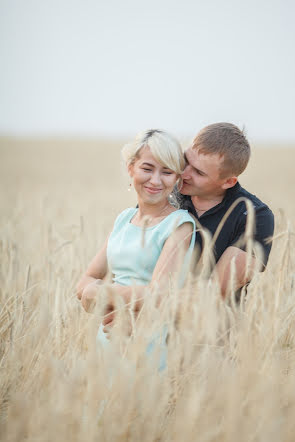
[0,0,294,142]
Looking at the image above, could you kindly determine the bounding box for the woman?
[77,129,196,342]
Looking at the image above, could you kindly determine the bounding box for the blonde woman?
[77,129,196,346]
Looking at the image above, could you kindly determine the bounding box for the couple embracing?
[77,123,274,341]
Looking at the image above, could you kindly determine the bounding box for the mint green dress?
[97,207,196,369]
[107,207,196,286]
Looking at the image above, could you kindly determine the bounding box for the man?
[177,122,274,298]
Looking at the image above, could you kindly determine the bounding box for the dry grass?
[1,137,295,442]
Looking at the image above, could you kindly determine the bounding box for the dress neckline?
[129,208,185,230]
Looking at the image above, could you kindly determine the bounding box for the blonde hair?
[121,129,185,174]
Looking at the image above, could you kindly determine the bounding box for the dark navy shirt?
[176,182,274,267]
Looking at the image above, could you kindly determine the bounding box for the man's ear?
[221,176,238,190]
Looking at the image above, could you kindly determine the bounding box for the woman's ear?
[127,163,133,177]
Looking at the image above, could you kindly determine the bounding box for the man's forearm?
[215,246,258,298]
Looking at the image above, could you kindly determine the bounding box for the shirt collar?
[223,181,241,201]
[176,182,241,218]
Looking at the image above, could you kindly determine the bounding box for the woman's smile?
[128,146,179,204]
[144,186,163,194]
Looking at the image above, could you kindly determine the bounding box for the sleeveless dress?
[97,207,196,368]
[107,207,196,286]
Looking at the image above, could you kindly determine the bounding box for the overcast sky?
[0,0,294,141]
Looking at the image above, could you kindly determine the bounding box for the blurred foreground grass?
[1,137,295,442]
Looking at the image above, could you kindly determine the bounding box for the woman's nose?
[149,172,162,186]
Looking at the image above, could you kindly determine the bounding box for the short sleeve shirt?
[176,182,274,266]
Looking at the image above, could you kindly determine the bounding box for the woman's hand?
[101,285,146,339]
[81,279,103,312]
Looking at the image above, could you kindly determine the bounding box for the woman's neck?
[134,200,175,224]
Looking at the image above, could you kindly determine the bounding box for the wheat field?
[1,137,295,442]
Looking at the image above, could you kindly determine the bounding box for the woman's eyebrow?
[142,162,154,167]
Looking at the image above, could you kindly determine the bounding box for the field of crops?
[1,137,295,441]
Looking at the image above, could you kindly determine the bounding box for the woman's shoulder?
[157,209,196,246]
[157,209,195,235]
[167,209,196,225]
[113,207,137,227]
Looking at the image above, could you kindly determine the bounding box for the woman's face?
[128,146,179,205]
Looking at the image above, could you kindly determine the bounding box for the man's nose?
[181,164,191,179]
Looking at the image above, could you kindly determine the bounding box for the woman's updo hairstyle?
[121,129,185,174]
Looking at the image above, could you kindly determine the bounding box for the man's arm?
[214,246,259,298]
[215,203,275,298]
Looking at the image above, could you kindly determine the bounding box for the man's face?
[180,147,227,198]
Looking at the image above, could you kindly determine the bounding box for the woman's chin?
[141,194,166,205]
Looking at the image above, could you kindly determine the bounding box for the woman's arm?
[101,222,194,324]
[151,221,193,288]
[76,235,109,301]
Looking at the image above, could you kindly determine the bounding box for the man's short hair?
[192,122,251,178]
